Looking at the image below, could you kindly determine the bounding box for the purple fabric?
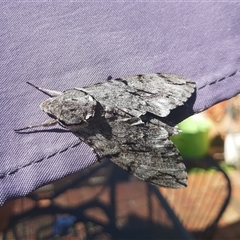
[1,2,240,206]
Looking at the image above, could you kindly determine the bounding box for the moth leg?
[119,117,145,126]
[14,118,58,131]
[26,82,63,97]
[96,154,103,163]
[80,137,103,163]
[130,119,145,126]
[89,146,103,163]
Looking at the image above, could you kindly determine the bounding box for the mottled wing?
[81,73,195,117]
[74,111,187,188]
[110,121,187,188]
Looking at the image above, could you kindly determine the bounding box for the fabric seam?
[198,70,239,90]
[0,142,82,179]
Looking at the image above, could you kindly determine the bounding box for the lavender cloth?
[1,2,240,206]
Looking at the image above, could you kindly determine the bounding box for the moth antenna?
[14,119,58,132]
[26,82,63,97]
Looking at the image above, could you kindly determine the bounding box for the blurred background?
[1,93,240,240]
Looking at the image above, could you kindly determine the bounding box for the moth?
[16,73,195,188]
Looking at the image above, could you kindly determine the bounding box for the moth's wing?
[80,73,195,117]
[74,117,187,188]
[110,121,187,188]
[122,73,196,117]
[72,73,193,187]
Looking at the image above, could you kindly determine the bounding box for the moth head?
[40,89,97,129]
[14,83,97,132]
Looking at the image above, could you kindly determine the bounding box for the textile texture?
[1,2,240,205]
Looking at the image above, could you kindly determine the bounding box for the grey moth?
[16,73,195,188]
